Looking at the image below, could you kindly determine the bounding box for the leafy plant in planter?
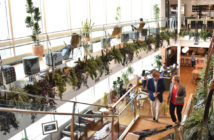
[199,30,209,41]
[102,92,108,106]
[189,30,195,40]
[25,0,43,59]
[112,6,121,38]
[179,29,186,37]
[153,54,162,70]
[121,66,134,86]
[81,19,94,43]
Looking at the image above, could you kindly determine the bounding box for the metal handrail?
[0,89,111,108]
[112,85,136,108]
[0,18,168,48]
[0,107,116,118]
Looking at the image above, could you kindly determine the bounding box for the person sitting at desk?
[161,66,170,77]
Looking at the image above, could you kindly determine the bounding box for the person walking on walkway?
[167,75,186,125]
[147,70,165,122]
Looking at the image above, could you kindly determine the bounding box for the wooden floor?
[123,67,198,140]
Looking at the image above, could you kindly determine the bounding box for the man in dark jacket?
[147,70,165,122]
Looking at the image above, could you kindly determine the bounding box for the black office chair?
[191,21,196,29]
[207,21,214,29]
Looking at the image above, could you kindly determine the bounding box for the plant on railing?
[115,6,121,25]
[112,6,121,38]
[81,19,94,42]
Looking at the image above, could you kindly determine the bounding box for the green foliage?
[127,66,134,75]
[182,108,204,139]
[54,70,66,98]
[84,57,98,79]
[25,0,41,46]
[154,54,162,70]
[81,19,94,38]
[162,102,168,116]
[189,30,195,40]
[0,112,19,135]
[110,47,123,64]
[199,30,209,41]
[95,56,105,77]
[183,54,214,139]
[102,93,108,105]
[69,69,78,89]
[153,4,160,19]
[121,73,129,86]
[115,6,121,23]
[179,29,186,37]
[113,77,123,95]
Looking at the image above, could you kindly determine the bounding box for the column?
[177,45,181,76]
[177,0,181,33]
[160,0,166,28]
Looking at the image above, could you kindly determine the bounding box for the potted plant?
[153,4,160,33]
[81,19,94,43]
[112,6,122,38]
[25,0,44,59]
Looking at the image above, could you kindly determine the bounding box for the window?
[44,0,69,33]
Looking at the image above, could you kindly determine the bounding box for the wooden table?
[195,64,206,70]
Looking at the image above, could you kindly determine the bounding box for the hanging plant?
[146,35,156,51]
[53,70,66,98]
[0,112,19,135]
[160,31,170,45]
[110,47,123,64]
[69,69,78,89]
[139,41,148,51]
[84,57,98,80]
[100,50,111,75]
[95,56,105,77]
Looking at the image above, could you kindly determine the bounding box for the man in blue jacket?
[147,70,165,122]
